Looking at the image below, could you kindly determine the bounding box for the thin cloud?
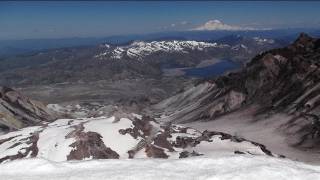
[180,21,189,25]
[159,21,191,31]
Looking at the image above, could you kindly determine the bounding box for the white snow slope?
[0,155,320,180]
[0,115,274,163]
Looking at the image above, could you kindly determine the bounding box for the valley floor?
[15,78,191,105]
[0,155,319,180]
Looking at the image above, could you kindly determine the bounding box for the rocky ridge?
[0,87,55,132]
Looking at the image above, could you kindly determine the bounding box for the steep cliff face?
[215,33,320,114]
[153,33,320,148]
[0,87,55,131]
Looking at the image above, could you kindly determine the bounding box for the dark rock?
[234,150,246,154]
[145,144,168,158]
[153,131,175,152]
[174,136,198,148]
[0,132,39,163]
[66,124,119,160]
[179,150,203,158]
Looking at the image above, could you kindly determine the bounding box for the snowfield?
[0,115,275,163]
[1,115,319,179]
[0,155,320,180]
[83,117,142,158]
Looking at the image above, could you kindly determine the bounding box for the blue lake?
[183,61,241,78]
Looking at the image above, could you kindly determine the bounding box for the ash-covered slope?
[153,33,320,148]
[0,115,274,163]
[0,87,55,131]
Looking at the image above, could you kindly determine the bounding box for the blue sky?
[1,1,320,40]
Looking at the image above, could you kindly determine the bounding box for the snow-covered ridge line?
[0,115,276,163]
[253,37,275,44]
[95,40,226,60]
[94,36,276,60]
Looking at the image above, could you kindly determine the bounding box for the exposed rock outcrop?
[0,87,55,131]
[66,123,120,160]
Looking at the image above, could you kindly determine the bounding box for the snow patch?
[83,117,141,158]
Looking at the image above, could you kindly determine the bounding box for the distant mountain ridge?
[95,40,224,60]
[1,28,319,57]
[0,36,284,86]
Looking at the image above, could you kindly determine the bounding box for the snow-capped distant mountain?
[191,19,259,31]
[231,44,249,51]
[95,40,226,60]
[215,35,275,46]
[253,37,275,44]
[94,37,282,62]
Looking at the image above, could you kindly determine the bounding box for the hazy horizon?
[1,1,320,40]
